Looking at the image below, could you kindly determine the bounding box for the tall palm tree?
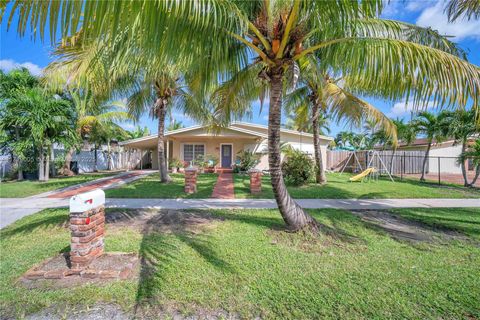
[6,0,480,231]
[284,59,395,184]
[445,110,479,186]
[45,36,211,183]
[382,118,416,173]
[411,112,450,181]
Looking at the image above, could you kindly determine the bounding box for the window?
[183,144,205,161]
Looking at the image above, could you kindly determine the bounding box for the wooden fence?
[327,150,426,174]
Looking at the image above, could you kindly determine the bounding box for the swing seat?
[349,167,377,182]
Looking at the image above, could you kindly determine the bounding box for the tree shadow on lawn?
[0,209,68,240]
[348,210,477,246]
[133,209,236,312]
[132,208,369,313]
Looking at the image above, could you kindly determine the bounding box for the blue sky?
[1,0,479,137]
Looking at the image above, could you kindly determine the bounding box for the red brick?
[78,232,96,243]
[99,270,120,279]
[81,270,98,279]
[24,270,46,280]
[44,270,65,279]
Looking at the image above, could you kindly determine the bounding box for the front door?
[221,144,232,168]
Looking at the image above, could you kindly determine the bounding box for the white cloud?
[416,1,480,41]
[388,100,436,118]
[0,59,43,76]
[120,123,136,131]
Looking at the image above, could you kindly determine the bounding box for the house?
[119,122,333,170]
[391,137,477,174]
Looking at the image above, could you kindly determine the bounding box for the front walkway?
[211,172,235,199]
[2,197,479,229]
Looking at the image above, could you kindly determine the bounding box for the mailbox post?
[69,189,106,269]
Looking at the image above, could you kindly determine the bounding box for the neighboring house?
[391,138,477,174]
[119,122,334,170]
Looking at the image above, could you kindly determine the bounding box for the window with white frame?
[182,144,205,161]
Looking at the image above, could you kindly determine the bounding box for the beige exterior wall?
[169,137,259,168]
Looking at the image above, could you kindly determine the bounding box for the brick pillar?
[184,168,198,194]
[249,169,262,194]
[69,189,106,269]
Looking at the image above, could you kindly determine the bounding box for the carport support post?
[69,189,106,269]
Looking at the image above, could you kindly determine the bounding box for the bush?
[169,158,183,169]
[281,149,314,185]
[235,150,260,172]
[205,154,218,168]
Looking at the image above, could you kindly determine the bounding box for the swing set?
[339,150,395,182]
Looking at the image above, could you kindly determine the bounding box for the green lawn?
[1,207,479,319]
[234,172,480,199]
[105,173,218,198]
[0,172,116,198]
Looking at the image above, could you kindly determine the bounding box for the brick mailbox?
[249,169,262,194]
[184,167,198,194]
[69,189,106,269]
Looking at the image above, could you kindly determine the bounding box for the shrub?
[281,149,314,185]
[169,158,183,169]
[205,154,218,168]
[235,150,260,172]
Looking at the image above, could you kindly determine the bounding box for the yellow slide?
[349,167,377,182]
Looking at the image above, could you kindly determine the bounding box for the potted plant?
[169,158,183,173]
[205,154,218,173]
[194,154,207,173]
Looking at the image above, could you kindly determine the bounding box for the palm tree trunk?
[44,146,50,182]
[460,141,469,187]
[38,146,45,182]
[62,147,75,176]
[312,102,326,184]
[156,98,171,183]
[420,142,431,181]
[269,68,317,231]
[14,126,23,181]
[470,165,480,186]
[94,145,98,172]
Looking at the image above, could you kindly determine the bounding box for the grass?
[105,173,218,199]
[0,172,116,198]
[234,172,480,199]
[392,208,480,240]
[1,207,479,319]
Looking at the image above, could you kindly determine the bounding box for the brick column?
[69,189,106,269]
[249,169,262,194]
[184,168,198,194]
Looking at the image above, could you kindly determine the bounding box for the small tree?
[282,149,314,186]
[412,112,450,181]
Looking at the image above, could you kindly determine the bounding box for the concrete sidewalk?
[2,197,479,229]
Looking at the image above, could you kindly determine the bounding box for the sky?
[1,0,479,137]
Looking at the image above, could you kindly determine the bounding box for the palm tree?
[57,89,132,175]
[127,126,150,140]
[411,112,451,181]
[0,68,38,180]
[45,37,210,183]
[167,120,184,132]
[445,110,479,186]
[2,87,76,181]
[6,1,480,231]
[284,59,395,184]
[458,139,480,187]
